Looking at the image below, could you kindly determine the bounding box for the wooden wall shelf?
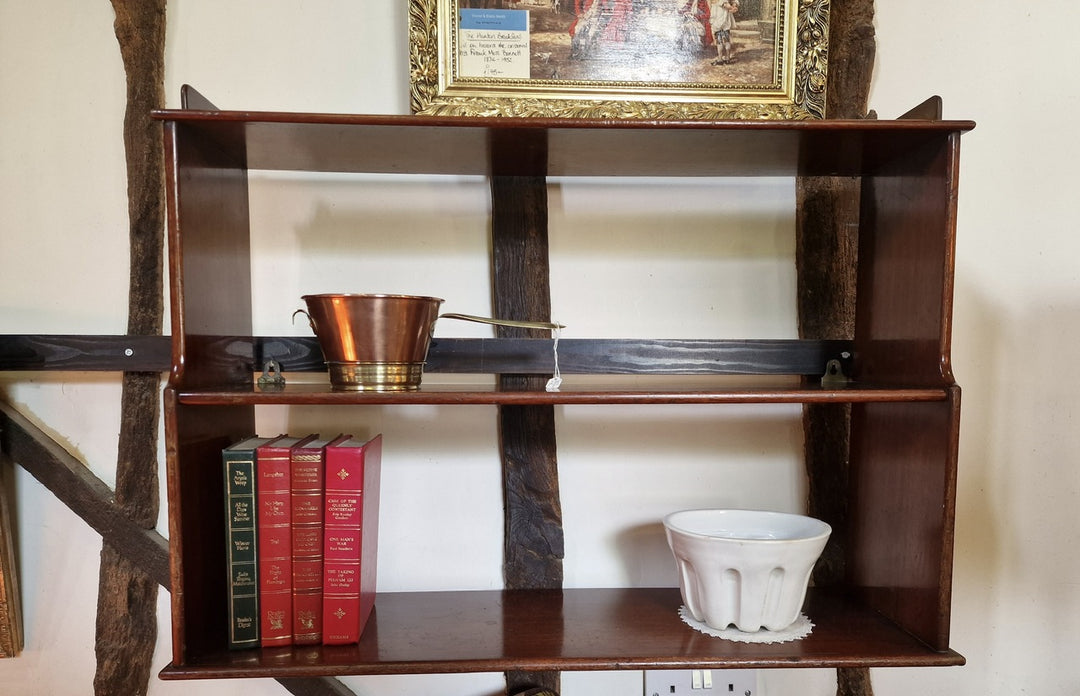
[155,86,971,682]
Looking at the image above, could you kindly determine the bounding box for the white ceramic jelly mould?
[663,509,832,632]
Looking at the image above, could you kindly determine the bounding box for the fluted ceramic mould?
[664,509,831,632]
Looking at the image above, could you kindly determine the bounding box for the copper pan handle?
[292,309,317,333]
[439,313,564,331]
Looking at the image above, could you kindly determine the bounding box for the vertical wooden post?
[796,1,877,695]
[0,454,23,658]
[490,130,564,696]
[96,3,167,695]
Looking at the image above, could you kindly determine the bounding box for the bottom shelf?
[161,587,964,679]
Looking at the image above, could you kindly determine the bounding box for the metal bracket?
[821,357,850,387]
[257,359,286,391]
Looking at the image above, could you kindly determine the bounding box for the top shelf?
[152,107,975,178]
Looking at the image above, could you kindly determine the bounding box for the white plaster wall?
[1,1,1078,695]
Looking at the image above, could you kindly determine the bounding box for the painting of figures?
[527,0,779,86]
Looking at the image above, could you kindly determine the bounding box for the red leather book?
[322,434,382,645]
[256,434,316,648]
[289,433,349,646]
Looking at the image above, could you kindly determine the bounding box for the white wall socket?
[643,669,758,696]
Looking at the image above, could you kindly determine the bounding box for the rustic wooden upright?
[797,1,878,693]
[96,2,166,694]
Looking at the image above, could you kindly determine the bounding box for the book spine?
[223,447,260,650]
[290,445,327,645]
[322,435,382,645]
[357,435,382,640]
[256,444,294,647]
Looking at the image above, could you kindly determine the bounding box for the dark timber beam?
[491,126,564,696]
[101,2,169,693]
[0,335,849,376]
[796,1,877,695]
[0,402,171,592]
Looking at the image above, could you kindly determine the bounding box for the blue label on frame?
[459,8,528,32]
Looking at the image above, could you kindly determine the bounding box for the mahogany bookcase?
[155,86,972,681]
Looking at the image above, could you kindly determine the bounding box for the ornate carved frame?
[410,0,830,119]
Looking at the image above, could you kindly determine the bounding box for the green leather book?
[223,436,275,650]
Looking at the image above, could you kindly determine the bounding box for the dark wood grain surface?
[0,335,850,376]
[152,102,972,180]
[160,588,963,680]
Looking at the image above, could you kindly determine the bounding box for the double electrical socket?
[643,669,758,696]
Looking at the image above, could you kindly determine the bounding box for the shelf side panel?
[165,120,254,389]
[848,389,960,651]
[854,132,961,385]
[164,391,256,665]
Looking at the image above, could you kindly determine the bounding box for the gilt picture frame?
[409,0,830,120]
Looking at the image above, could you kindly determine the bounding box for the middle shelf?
[175,381,951,406]
[171,335,952,405]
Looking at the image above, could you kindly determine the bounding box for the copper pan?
[293,293,562,391]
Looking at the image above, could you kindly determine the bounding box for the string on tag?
[545,324,563,392]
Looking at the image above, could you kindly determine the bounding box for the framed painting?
[409,0,830,120]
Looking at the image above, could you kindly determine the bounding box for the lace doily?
[678,606,814,644]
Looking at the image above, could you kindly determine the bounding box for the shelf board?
[152,109,975,178]
[160,587,964,680]
[173,381,950,406]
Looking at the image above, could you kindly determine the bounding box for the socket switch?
[643,669,758,696]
